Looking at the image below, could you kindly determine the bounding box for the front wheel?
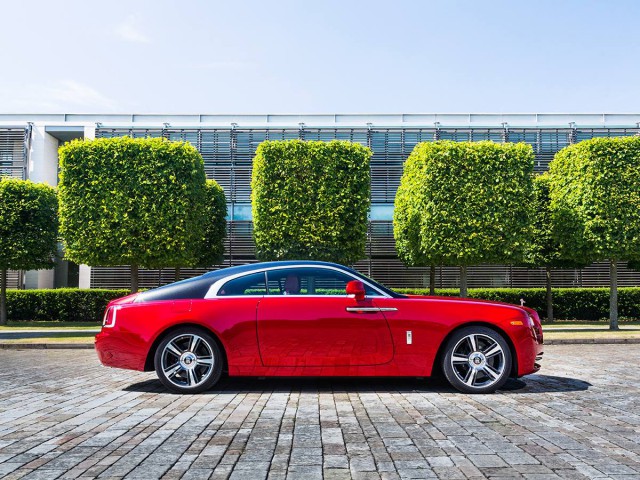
[154,327,223,394]
[442,326,511,394]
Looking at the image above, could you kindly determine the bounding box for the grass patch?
[541,320,640,326]
[0,336,95,344]
[0,321,101,330]
[543,322,640,329]
[544,331,640,340]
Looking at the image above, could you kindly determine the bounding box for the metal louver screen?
[0,128,27,179]
[90,126,640,290]
[575,128,638,141]
[3,271,23,290]
[506,129,571,172]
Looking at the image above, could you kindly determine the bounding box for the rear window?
[218,272,267,296]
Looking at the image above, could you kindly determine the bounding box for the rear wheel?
[154,327,223,394]
[442,326,511,394]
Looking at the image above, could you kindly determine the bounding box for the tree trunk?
[131,264,139,293]
[429,265,436,296]
[0,269,7,326]
[610,259,619,330]
[459,265,468,298]
[174,266,181,283]
[545,266,553,323]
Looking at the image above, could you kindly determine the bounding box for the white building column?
[25,125,59,289]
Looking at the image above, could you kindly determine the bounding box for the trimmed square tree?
[0,178,58,325]
[549,136,640,329]
[192,179,227,269]
[393,141,534,297]
[526,172,586,321]
[58,137,212,292]
[251,140,372,265]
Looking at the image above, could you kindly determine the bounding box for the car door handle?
[345,307,398,313]
[346,307,380,313]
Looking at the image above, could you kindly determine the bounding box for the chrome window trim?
[209,270,268,298]
[204,264,390,299]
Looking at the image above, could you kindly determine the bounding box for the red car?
[95,261,543,394]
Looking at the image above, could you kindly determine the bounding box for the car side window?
[265,267,382,296]
[218,272,267,296]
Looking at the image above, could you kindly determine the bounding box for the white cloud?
[0,80,119,112]
[115,15,151,44]
[50,80,118,110]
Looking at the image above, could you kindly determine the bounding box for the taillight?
[103,306,117,328]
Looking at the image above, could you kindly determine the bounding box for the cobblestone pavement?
[1,345,639,480]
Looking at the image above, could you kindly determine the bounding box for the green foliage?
[58,137,208,269]
[0,178,58,271]
[194,179,227,267]
[5,288,130,322]
[251,140,371,265]
[394,141,534,267]
[549,136,640,263]
[526,173,555,267]
[394,287,640,320]
[526,173,585,269]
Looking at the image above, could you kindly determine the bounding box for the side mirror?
[346,280,366,301]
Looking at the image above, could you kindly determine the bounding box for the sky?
[0,0,639,114]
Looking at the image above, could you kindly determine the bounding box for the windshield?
[343,267,405,298]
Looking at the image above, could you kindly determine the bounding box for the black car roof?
[200,260,343,278]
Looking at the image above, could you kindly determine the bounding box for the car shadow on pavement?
[123,374,591,395]
[499,375,591,393]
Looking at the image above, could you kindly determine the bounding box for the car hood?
[404,294,532,314]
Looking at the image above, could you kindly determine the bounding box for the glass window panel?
[266,267,382,296]
[218,272,267,296]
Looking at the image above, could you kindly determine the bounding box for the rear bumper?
[95,329,147,371]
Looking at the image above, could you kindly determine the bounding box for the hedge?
[396,287,640,320]
[7,287,640,322]
[5,289,130,322]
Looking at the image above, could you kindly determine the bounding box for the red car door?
[256,267,394,367]
[257,296,394,367]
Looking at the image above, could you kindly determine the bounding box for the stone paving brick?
[1,345,640,479]
[323,468,352,479]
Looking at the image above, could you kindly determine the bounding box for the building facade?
[2,113,640,290]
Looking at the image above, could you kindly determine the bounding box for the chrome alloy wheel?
[160,334,215,389]
[450,333,506,389]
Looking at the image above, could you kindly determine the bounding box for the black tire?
[442,326,511,394]
[154,327,223,394]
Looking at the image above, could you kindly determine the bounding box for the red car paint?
[95,273,543,380]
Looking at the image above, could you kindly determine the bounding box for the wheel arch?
[144,322,229,372]
[432,321,518,378]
